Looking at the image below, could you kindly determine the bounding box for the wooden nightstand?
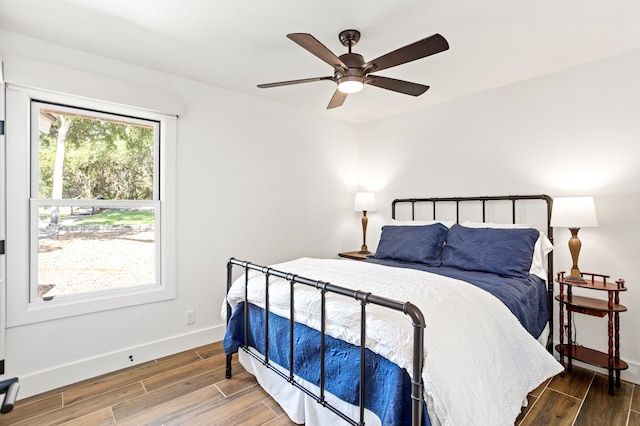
[338,251,374,261]
[555,271,628,395]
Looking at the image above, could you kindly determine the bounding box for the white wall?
[0,30,361,397]
[360,48,640,384]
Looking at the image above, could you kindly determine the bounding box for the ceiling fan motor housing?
[337,53,365,75]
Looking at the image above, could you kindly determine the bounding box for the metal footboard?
[225,257,426,426]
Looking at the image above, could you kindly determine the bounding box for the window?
[6,85,176,326]
[31,101,160,301]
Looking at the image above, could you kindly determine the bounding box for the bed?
[223,195,563,425]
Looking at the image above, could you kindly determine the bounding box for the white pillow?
[460,221,553,281]
[391,219,456,228]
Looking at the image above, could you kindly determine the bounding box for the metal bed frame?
[225,194,554,426]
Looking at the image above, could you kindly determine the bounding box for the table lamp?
[550,196,598,283]
[354,192,376,254]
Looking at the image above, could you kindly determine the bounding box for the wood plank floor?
[2,341,638,425]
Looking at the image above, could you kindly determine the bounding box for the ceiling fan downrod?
[338,29,361,53]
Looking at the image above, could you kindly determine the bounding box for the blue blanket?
[224,302,429,426]
[365,258,549,338]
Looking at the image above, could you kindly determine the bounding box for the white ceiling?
[1,0,639,123]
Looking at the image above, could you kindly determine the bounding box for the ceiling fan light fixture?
[337,76,364,93]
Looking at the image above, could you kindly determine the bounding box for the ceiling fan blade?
[366,75,429,96]
[366,33,449,73]
[287,33,348,70]
[257,76,334,89]
[327,89,347,109]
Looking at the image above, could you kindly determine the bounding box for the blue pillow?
[373,223,448,265]
[441,225,539,278]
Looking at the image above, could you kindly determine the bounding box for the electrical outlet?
[186,310,195,325]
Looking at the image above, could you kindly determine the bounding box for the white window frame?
[0,60,7,366]
[6,85,177,326]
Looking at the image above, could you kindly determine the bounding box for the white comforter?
[226,258,563,426]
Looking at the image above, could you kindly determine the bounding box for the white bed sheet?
[225,258,563,426]
[238,348,382,426]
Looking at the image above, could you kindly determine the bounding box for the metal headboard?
[391,194,554,353]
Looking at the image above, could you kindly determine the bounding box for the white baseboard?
[17,324,227,399]
[18,327,639,400]
[622,360,640,385]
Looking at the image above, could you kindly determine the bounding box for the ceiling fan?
[257,29,449,109]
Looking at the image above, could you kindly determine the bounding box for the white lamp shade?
[354,192,376,212]
[551,196,598,228]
